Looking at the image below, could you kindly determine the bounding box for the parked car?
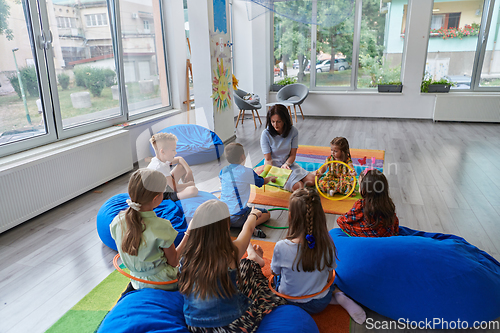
[316,59,351,72]
[293,60,299,69]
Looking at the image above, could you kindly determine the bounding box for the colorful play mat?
[250,145,385,215]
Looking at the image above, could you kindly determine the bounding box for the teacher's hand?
[281,163,291,170]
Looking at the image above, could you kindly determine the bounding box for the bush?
[7,66,39,99]
[83,67,106,97]
[102,68,116,87]
[275,76,297,86]
[57,73,70,90]
[7,73,21,99]
[73,66,89,87]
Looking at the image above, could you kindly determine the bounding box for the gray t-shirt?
[260,126,309,191]
[271,239,336,303]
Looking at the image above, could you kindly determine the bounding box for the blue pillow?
[330,226,500,327]
[98,289,318,333]
[175,191,218,223]
[258,305,319,332]
[97,289,189,333]
[150,124,224,165]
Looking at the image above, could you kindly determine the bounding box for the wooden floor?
[1,117,500,333]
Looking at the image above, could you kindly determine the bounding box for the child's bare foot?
[253,244,264,258]
[246,243,265,267]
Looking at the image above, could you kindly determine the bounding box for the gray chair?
[276,83,308,123]
[233,89,262,129]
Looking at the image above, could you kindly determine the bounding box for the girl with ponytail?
[110,169,190,294]
[270,188,366,324]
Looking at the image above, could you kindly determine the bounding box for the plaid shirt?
[336,199,399,237]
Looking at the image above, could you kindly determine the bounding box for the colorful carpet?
[46,239,350,333]
[250,145,385,215]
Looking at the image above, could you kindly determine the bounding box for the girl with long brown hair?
[271,188,366,324]
[178,200,286,333]
[337,169,399,237]
[110,169,190,293]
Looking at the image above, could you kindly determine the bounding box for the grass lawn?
[480,78,500,87]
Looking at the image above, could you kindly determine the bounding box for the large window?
[0,0,172,158]
[425,0,485,90]
[120,1,170,116]
[421,0,499,91]
[272,0,408,90]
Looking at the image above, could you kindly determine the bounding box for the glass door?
[38,0,126,139]
[0,0,57,156]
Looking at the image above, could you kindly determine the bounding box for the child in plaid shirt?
[337,169,399,237]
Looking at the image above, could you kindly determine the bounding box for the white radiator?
[0,129,133,233]
[434,94,500,122]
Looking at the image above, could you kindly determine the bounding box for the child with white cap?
[178,199,286,332]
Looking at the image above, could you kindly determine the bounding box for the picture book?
[259,165,292,188]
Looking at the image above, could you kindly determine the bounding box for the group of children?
[110,132,399,332]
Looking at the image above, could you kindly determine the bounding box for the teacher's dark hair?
[266,104,292,138]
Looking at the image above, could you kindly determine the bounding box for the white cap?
[138,168,167,193]
[189,199,230,229]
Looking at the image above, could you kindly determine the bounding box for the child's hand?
[269,176,277,183]
[183,169,194,183]
[250,207,263,220]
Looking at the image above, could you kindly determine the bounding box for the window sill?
[0,109,183,168]
[115,109,183,129]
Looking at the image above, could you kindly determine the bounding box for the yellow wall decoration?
[210,58,232,112]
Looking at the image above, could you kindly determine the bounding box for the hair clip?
[306,234,316,249]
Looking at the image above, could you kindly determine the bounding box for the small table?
[265,101,296,124]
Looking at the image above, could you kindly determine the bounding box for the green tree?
[0,0,14,40]
[315,0,384,72]
[273,2,311,82]
[272,0,386,76]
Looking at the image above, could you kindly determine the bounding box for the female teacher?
[258,104,316,191]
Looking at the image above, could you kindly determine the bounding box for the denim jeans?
[230,207,268,228]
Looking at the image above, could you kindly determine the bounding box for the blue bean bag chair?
[330,226,500,327]
[97,191,217,251]
[150,124,224,165]
[97,288,318,333]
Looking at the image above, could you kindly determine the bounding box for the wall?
[232,1,271,119]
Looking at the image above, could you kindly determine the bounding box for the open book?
[259,165,292,189]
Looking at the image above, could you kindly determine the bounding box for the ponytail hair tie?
[126,199,142,211]
[306,234,316,249]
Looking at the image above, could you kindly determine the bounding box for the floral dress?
[318,155,356,195]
